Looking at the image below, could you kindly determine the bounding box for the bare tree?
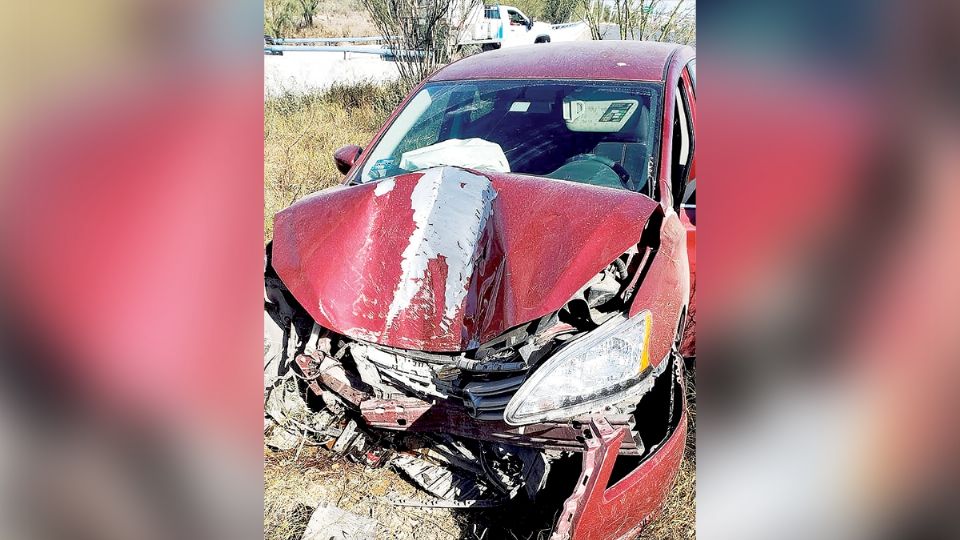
[361,0,474,88]
[613,0,635,40]
[656,0,692,41]
[634,0,657,40]
[579,0,695,44]
[580,0,609,40]
[656,1,695,44]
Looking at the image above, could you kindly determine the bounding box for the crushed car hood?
[272,166,659,351]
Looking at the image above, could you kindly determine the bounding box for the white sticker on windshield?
[509,101,531,112]
[562,99,638,132]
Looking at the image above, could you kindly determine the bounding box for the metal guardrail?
[263,44,423,60]
[549,22,582,29]
[263,35,421,59]
[273,36,397,44]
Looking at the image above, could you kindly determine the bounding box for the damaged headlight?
[503,311,653,425]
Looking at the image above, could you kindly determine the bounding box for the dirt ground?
[263,367,695,540]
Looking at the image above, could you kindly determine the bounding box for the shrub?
[265,0,297,37]
[359,0,474,88]
[298,0,320,27]
[542,0,585,23]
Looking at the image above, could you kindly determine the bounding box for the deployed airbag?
[400,138,510,173]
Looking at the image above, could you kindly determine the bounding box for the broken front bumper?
[292,351,688,539]
[550,414,687,540]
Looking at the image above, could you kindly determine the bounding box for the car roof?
[428,41,688,83]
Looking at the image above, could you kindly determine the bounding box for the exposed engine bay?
[264,242,685,512]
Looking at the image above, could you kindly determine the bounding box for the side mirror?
[526,19,534,30]
[333,145,362,175]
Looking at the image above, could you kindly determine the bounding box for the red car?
[265,41,696,539]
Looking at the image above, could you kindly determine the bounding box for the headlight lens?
[503,311,653,426]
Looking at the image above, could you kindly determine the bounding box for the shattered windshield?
[357,79,663,193]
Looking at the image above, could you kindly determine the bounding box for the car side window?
[682,66,696,206]
[671,79,694,207]
[507,9,526,25]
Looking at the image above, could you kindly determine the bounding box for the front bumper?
[550,414,687,540]
[293,351,688,539]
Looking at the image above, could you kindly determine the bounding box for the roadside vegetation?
[264,0,694,45]
[264,0,379,39]
[264,81,406,240]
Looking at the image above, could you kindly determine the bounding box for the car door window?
[681,66,696,206]
[671,78,694,207]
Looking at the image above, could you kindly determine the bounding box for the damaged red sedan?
[265,41,696,539]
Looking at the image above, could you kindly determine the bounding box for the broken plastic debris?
[264,424,302,451]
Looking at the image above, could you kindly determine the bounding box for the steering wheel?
[563,154,632,190]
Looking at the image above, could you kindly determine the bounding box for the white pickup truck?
[458,4,589,50]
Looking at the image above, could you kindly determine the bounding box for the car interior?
[447,85,656,194]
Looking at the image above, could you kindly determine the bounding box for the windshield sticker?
[599,102,635,123]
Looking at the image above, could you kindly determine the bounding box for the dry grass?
[264,81,406,241]
[290,0,380,39]
[264,451,322,540]
[272,0,380,39]
[265,445,466,539]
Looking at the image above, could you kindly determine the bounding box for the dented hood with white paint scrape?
[272,166,660,351]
